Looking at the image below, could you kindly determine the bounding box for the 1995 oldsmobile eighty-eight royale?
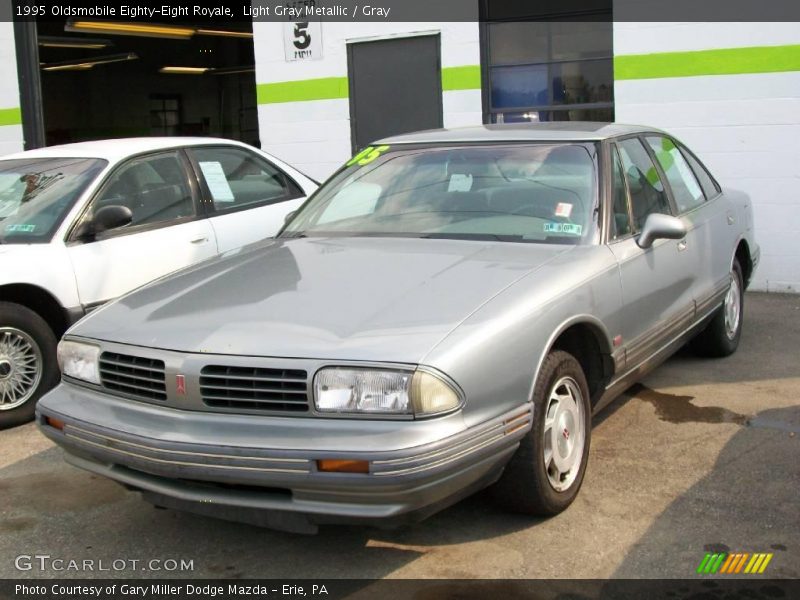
[38,123,759,533]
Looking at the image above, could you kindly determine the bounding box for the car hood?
[75,237,572,363]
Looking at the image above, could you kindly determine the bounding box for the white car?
[0,137,317,428]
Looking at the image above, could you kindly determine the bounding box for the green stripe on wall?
[257,76,348,104]
[0,107,21,126]
[257,65,481,104]
[615,44,800,80]
[442,65,482,91]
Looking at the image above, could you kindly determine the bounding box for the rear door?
[607,137,695,370]
[67,150,217,307]
[187,145,307,254]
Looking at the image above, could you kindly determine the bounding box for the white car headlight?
[313,367,461,416]
[57,340,101,385]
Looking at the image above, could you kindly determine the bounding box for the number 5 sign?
[283,21,323,61]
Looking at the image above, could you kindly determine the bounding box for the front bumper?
[37,383,531,533]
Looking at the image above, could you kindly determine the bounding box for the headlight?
[57,340,101,385]
[313,367,461,416]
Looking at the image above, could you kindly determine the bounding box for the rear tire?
[491,350,591,516]
[692,260,744,358]
[0,302,59,430]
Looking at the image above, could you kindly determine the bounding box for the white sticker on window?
[448,174,473,192]
[198,161,235,203]
[554,202,573,218]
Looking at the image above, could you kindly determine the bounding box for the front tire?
[0,302,59,430]
[692,259,744,358]
[491,350,591,516]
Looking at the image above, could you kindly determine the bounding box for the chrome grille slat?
[99,352,166,401]
[200,365,309,413]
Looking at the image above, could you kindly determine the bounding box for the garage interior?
[33,18,259,147]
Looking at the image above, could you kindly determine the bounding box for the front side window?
[190,147,301,212]
[646,136,705,214]
[616,138,671,231]
[0,157,106,244]
[610,146,632,239]
[282,143,599,245]
[88,151,195,232]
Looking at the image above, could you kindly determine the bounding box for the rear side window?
[616,138,671,231]
[190,147,302,212]
[646,136,705,214]
[679,144,721,199]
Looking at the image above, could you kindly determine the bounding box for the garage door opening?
[33,18,259,147]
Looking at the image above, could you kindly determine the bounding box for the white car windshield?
[282,143,599,244]
[0,157,107,244]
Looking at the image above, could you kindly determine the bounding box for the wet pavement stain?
[0,516,36,534]
[629,384,748,425]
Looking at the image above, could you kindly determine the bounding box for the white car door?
[66,150,217,308]
[186,145,308,254]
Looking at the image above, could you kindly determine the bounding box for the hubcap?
[542,376,585,492]
[724,273,741,340]
[0,327,42,411]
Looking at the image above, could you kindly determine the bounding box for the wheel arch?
[0,284,70,339]
[734,238,753,289]
[536,316,615,408]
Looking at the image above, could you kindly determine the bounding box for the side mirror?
[637,213,686,249]
[75,205,133,240]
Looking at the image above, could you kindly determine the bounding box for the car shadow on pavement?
[607,404,799,580]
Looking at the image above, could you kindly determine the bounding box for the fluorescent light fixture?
[159,66,211,75]
[65,19,195,40]
[196,29,253,39]
[41,52,138,72]
[39,35,113,49]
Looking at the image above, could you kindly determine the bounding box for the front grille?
[99,352,167,401]
[200,365,309,413]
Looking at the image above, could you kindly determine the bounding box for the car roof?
[0,137,253,162]
[376,122,663,145]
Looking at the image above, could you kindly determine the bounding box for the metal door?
[347,35,443,152]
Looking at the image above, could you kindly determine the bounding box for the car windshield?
[281,143,599,244]
[0,157,107,244]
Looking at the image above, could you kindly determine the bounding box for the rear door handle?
[677,239,688,252]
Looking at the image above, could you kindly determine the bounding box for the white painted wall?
[614,23,800,292]
[253,22,482,181]
[0,22,24,156]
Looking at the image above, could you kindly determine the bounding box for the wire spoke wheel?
[542,376,585,492]
[0,327,43,411]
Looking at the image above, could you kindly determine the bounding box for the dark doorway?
[32,18,259,147]
[347,35,443,152]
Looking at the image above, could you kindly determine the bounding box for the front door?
[67,150,217,307]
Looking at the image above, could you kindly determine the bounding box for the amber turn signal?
[317,459,369,474]
[45,416,65,431]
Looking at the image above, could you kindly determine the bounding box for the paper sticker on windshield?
[448,174,473,192]
[544,222,582,236]
[198,161,235,203]
[346,145,390,167]
[4,223,35,233]
[554,202,573,218]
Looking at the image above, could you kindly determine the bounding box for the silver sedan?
[38,123,759,533]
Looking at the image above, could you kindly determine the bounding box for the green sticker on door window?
[346,145,390,167]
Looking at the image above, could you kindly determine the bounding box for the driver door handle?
[190,236,209,244]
